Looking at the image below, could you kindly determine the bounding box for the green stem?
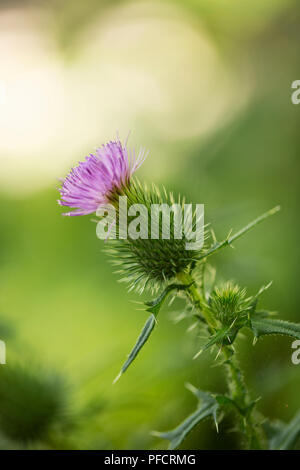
[178,271,263,449]
[222,347,262,449]
[176,272,217,329]
[196,206,280,263]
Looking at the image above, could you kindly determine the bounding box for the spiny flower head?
[106,181,203,292]
[209,282,247,325]
[58,140,148,216]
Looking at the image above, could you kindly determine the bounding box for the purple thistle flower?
[58,140,148,216]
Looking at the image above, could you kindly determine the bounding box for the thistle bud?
[209,282,247,326]
[106,181,203,292]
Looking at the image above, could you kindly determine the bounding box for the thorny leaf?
[153,384,219,449]
[264,412,300,450]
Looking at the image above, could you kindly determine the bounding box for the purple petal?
[58,139,147,216]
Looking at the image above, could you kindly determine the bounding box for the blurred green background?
[0,0,299,449]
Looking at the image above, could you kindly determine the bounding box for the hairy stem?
[177,271,263,449]
[222,347,262,449]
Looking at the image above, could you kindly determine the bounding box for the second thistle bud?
[209,282,247,326]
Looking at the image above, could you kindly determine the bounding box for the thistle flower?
[58,140,148,216]
[58,138,204,292]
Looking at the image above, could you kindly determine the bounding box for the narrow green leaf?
[193,327,230,359]
[115,283,190,382]
[114,314,156,383]
[265,412,300,450]
[193,325,241,359]
[197,206,280,262]
[153,385,218,449]
[250,314,300,340]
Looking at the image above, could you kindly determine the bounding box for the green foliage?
[249,313,300,340]
[153,384,219,449]
[108,200,299,449]
[264,412,300,450]
[0,364,68,443]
